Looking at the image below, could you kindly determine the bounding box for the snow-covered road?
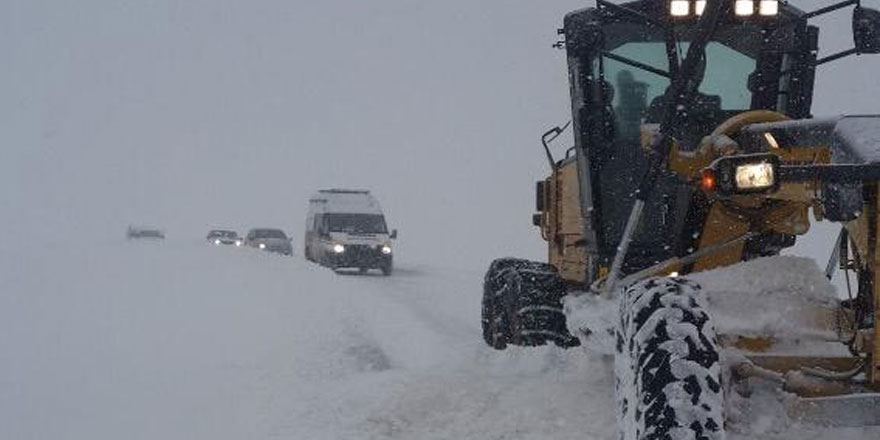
[0,239,614,440]
[2,239,877,439]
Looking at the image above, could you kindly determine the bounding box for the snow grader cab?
[482,0,880,436]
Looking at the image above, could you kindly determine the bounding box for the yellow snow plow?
[482,0,880,437]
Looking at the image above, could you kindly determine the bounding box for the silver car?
[206,230,242,246]
[244,228,292,256]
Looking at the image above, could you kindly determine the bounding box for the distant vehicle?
[126,226,165,240]
[206,230,242,246]
[244,228,292,255]
[305,189,396,275]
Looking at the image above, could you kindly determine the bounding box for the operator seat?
[645,91,723,150]
[644,54,724,150]
[614,70,649,140]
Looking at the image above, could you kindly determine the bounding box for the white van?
[305,189,397,275]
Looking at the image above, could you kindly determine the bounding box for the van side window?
[315,215,324,235]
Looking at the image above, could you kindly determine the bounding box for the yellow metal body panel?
[837,184,880,384]
[543,160,588,284]
[691,204,749,272]
[868,185,880,383]
[875,259,880,384]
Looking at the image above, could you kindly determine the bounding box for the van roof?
[309,188,383,215]
[317,189,370,194]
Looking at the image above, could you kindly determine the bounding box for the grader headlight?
[668,1,778,18]
[735,0,755,16]
[735,0,779,16]
[700,153,780,196]
[759,0,779,16]
[735,162,775,190]
[670,0,690,17]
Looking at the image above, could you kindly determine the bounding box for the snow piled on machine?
[566,256,841,353]
[689,256,842,347]
[564,255,880,439]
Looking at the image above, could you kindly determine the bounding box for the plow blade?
[788,394,880,427]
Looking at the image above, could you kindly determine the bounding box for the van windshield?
[253,229,287,239]
[326,214,387,234]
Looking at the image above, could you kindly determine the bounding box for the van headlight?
[333,244,345,254]
[381,245,392,255]
[259,243,266,249]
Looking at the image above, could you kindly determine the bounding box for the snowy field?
[1,237,878,440]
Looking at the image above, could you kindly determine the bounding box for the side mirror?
[532,213,542,227]
[390,229,398,239]
[854,6,880,54]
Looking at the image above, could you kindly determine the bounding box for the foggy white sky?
[4,0,880,267]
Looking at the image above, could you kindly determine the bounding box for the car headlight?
[214,239,221,245]
[259,243,266,249]
[235,240,242,246]
[333,244,345,254]
[381,245,392,255]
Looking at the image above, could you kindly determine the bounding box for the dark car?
[245,228,292,255]
[206,230,242,246]
[127,226,165,240]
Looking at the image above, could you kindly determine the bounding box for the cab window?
[598,41,756,140]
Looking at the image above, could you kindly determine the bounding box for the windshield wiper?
[600,51,670,78]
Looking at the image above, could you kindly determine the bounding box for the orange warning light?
[700,170,716,192]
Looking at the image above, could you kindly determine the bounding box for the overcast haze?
[4,1,880,264]
[4,1,582,267]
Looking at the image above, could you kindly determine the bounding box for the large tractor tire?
[481,258,580,350]
[616,277,724,440]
